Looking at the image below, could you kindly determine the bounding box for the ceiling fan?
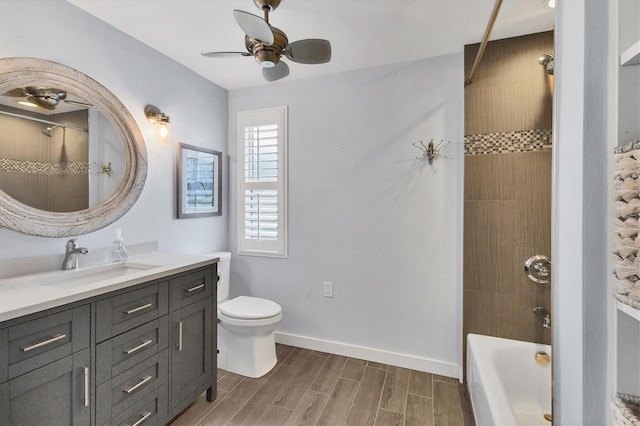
[201,0,331,82]
[2,86,94,110]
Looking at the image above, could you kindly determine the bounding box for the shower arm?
[0,110,88,133]
[464,0,503,87]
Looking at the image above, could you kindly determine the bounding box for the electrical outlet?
[323,281,333,298]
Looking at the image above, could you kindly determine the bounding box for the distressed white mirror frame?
[0,57,147,237]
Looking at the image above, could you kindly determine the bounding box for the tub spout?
[532,306,551,328]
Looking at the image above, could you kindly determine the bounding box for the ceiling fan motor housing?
[245,27,288,68]
[201,0,331,82]
[253,0,281,12]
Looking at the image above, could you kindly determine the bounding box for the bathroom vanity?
[0,252,218,426]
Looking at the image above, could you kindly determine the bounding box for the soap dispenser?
[109,228,128,262]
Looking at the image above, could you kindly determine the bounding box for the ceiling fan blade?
[25,86,66,98]
[284,39,331,64]
[201,51,252,58]
[233,10,274,45]
[63,99,95,108]
[2,88,27,97]
[27,96,56,110]
[263,61,290,82]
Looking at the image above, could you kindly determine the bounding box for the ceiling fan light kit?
[201,0,331,82]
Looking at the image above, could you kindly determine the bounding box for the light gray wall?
[618,0,640,145]
[554,0,613,423]
[0,0,228,260]
[228,55,464,373]
[582,0,610,423]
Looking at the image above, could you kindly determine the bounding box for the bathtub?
[466,334,552,426]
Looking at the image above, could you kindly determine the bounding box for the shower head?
[538,54,554,75]
[41,125,59,137]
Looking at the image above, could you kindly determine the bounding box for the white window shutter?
[237,107,288,257]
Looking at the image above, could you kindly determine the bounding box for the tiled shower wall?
[463,31,554,348]
[0,106,89,212]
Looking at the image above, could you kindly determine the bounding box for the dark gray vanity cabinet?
[169,267,215,412]
[0,306,91,425]
[95,281,171,425]
[0,348,91,425]
[0,262,217,426]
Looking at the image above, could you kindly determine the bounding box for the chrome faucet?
[532,306,551,328]
[61,239,89,270]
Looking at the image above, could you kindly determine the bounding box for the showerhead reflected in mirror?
[0,98,125,213]
[538,53,554,75]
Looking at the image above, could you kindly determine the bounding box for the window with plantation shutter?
[237,106,288,257]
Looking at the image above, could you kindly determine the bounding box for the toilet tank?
[210,251,231,303]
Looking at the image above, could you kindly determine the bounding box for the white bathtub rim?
[467,333,551,426]
[468,334,517,425]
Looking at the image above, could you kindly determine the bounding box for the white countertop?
[0,252,218,323]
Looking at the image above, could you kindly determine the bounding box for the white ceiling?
[66,0,555,91]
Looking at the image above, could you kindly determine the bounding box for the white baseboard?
[275,332,461,381]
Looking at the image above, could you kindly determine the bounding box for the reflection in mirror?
[0,101,125,212]
[0,57,147,237]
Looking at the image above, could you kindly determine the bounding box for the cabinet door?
[170,297,213,410]
[0,347,91,425]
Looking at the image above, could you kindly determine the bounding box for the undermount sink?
[1,262,161,289]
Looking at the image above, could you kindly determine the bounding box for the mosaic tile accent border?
[0,158,89,175]
[464,129,553,155]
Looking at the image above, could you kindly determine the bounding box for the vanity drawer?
[109,382,168,426]
[96,281,169,342]
[96,316,169,385]
[96,348,168,425]
[171,267,214,311]
[0,305,90,382]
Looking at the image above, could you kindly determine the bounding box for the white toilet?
[212,252,282,378]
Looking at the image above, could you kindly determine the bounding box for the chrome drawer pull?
[128,411,152,426]
[83,366,90,407]
[123,339,153,355]
[123,375,153,394]
[124,303,152,315]
[185,283,205,293]
[20,333,66,352]
[177,322,183,351]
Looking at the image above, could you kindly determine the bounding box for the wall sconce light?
[145,104,171,139]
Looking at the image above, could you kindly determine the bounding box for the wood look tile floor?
[171,344,475,426]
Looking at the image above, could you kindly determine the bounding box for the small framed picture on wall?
[177,143,222,218]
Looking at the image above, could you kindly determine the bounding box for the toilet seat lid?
[218,296,282,319]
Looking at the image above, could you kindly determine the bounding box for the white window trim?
[236,106,288,258]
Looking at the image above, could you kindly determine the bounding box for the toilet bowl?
[210,252,282,378]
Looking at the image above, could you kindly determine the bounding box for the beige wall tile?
[463,31,553,350]
[464,154,517,201]
[463,200,519,293]
[465,31,554,135]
